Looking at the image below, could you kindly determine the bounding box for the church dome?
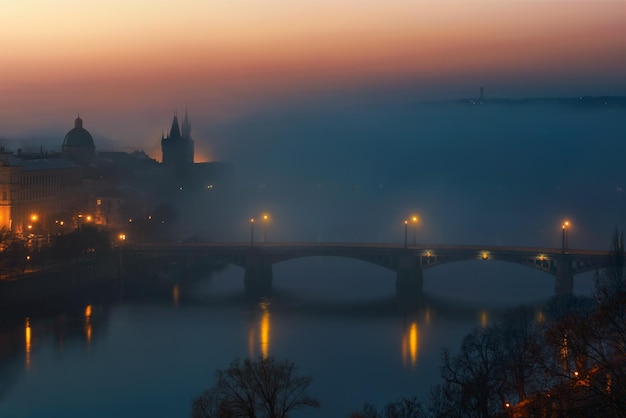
[62,116,96,163]
[63,116,95,148]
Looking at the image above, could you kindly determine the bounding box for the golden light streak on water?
[402,321,419,368]
[259,301,271,359]
[481,310,488,328]
[85,305,93,345]
[172,285,180,307]
[25,317,31,370]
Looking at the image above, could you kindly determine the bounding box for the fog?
[4,94,623,251]
[172,98,626,252]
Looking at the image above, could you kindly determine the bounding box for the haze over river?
[0,256,596,418]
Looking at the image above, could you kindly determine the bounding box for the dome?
[62,116,95,148]
[62,116,96,163]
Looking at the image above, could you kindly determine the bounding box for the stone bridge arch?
[118,243,608,298]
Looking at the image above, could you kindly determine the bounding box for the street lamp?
[411,215,419,245]
[250,218,255,246]
[30,214,38,237]
[562,221,570,253]
[263,214,269,243]
[404,220,408,249]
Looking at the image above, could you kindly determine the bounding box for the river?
[0,257,596,418]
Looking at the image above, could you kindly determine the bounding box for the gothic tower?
[161,110,194,170]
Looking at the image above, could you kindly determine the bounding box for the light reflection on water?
[248,299,272,359]
[0,260,584,418]
[24,317,31,371]
[401,321,419,369]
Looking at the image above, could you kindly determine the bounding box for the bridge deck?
[121,241,609,258]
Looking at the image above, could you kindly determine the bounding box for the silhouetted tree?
[491,306,544,403]
[0,236,28,275]
[383,396,426,418]
[349,397,426,418]
[427,382,464,418]
[439,327,506,418]
[191,356,319,418]
[529,230,626,417]
[348,403,379,418]
[49,225,111,262]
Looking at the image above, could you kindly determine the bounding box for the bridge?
[117,242,610,297]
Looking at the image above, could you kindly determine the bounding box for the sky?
[1,0,625,157]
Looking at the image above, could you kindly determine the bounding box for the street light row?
[246,214,573,250]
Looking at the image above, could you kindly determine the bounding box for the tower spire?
[182,107,191,139]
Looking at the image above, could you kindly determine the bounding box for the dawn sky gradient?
[1,0,625,156]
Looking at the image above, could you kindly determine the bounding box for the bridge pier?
[396,254,424,300]
[555,254,573,296]
[244,250,273,296]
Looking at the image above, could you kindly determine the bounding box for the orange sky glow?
[1,1,625,158]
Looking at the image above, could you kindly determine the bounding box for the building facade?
[0,116,97,236]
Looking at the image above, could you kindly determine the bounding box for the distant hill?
[424,96,626,108]
[460,96,626,108]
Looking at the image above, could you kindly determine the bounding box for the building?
[161,110,194,172]
[0,116,98,236]
[1,111,232,240]
[61,116,96,163]
[0,150,83,236]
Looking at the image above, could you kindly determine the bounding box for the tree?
[191,356,320,418]
[349,397,426,418]
[490,306,544,403]
[0,236,28,275]
[49,225,112,262]
[382,396,426,418]
[348,403,379,418]
[439,327,506,418]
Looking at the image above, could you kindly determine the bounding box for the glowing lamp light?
[481,252,489,260]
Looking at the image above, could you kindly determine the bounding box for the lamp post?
[411,215,419,245]
[561,221,570,253]
[404,220,408,249]
[30,214,39,249]
[250,218,255,246]
[263,214,268,243]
